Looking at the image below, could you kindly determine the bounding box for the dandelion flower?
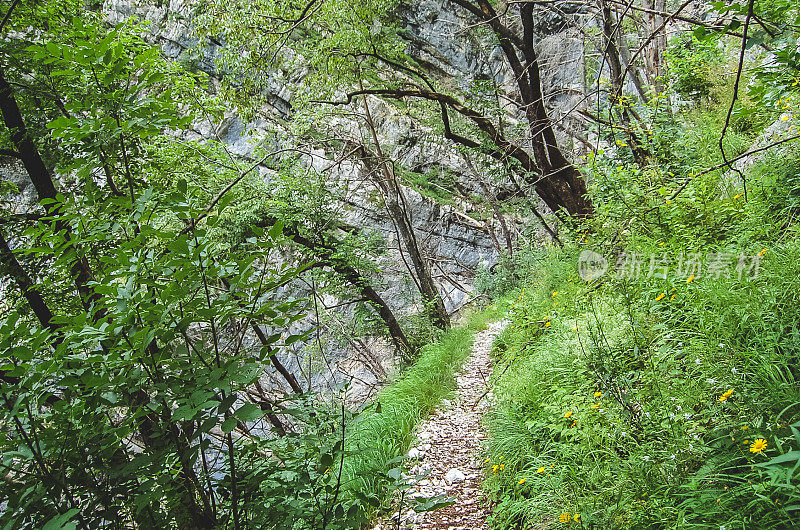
[499,464,505,471]
[687,274,695,283]
[537,466,546,473]
[571,420,577,427]
[559,513,571,523]
[484,456,491,462]
[750,439,768,453]
[591,403,600,409]
[594,391,602,398]
[574,514,581,522]
[492,464,499,473]
[758,248,767,257]
[655,293,666,301]
[719,389,734,402]
[545,321,552,328]
[518,478,526,484]
[564,411,573,418]
[742,425,749,431]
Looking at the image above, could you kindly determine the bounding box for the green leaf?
[235,403,265,422]
[42,509,79,530]
[221,416,237,434]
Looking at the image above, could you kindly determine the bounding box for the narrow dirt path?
[377,320,506,530]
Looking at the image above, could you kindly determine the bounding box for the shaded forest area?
[1,0,800,528]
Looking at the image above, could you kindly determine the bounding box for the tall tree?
[196,0,593,221]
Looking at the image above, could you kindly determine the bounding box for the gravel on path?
[375,320,506,530]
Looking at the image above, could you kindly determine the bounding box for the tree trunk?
[599,0,651,167]
[359,94,450,330]
[292,232,415,360]
[513,3,592,218]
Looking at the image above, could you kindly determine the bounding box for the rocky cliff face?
[97,0,582,402]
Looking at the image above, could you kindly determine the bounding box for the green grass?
[480,166,800,528]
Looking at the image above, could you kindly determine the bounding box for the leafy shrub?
[665,33,724,102]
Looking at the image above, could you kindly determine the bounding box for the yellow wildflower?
[552,291,558,297]
[559,513,571,523]
[518,478,526,485]
[537,466,546,473]
[782,115,791,121]
[324,467,330,475]
[564,411,573,419]
[594,391,602,398]
[733,193,743,199]
[499,464,505,471]
[498,456,503,460]
[758,248,768,257]
[591,403,600,409]
[573,514,581,522]
[742,425,749,431]
[750,438,768,453]
[670,294,676,301]
[492,464,499,473]
[573,325,578,331]
[687,274,695,283]
[719,389,734,402]
[655,293,666,301]
[545,321,552,328]
[551,463,555,468]
[484,456,491,463]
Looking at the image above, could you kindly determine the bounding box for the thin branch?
[669,134,800,201]
[718,0,754,201]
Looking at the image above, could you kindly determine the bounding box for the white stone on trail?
[445,469,465,484]
[378,319,507,530]
[407,447,423,459]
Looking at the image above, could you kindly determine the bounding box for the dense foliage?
[1,0,800,528]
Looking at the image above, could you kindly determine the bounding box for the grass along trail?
[378,320,506,529]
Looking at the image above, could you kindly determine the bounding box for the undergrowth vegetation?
[479,123,800,529]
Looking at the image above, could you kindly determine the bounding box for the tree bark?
[599,0,651,167]
[293,232,416,359]
[0,230,58,331]
[448,0,592,218]
[358,94,450,330]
